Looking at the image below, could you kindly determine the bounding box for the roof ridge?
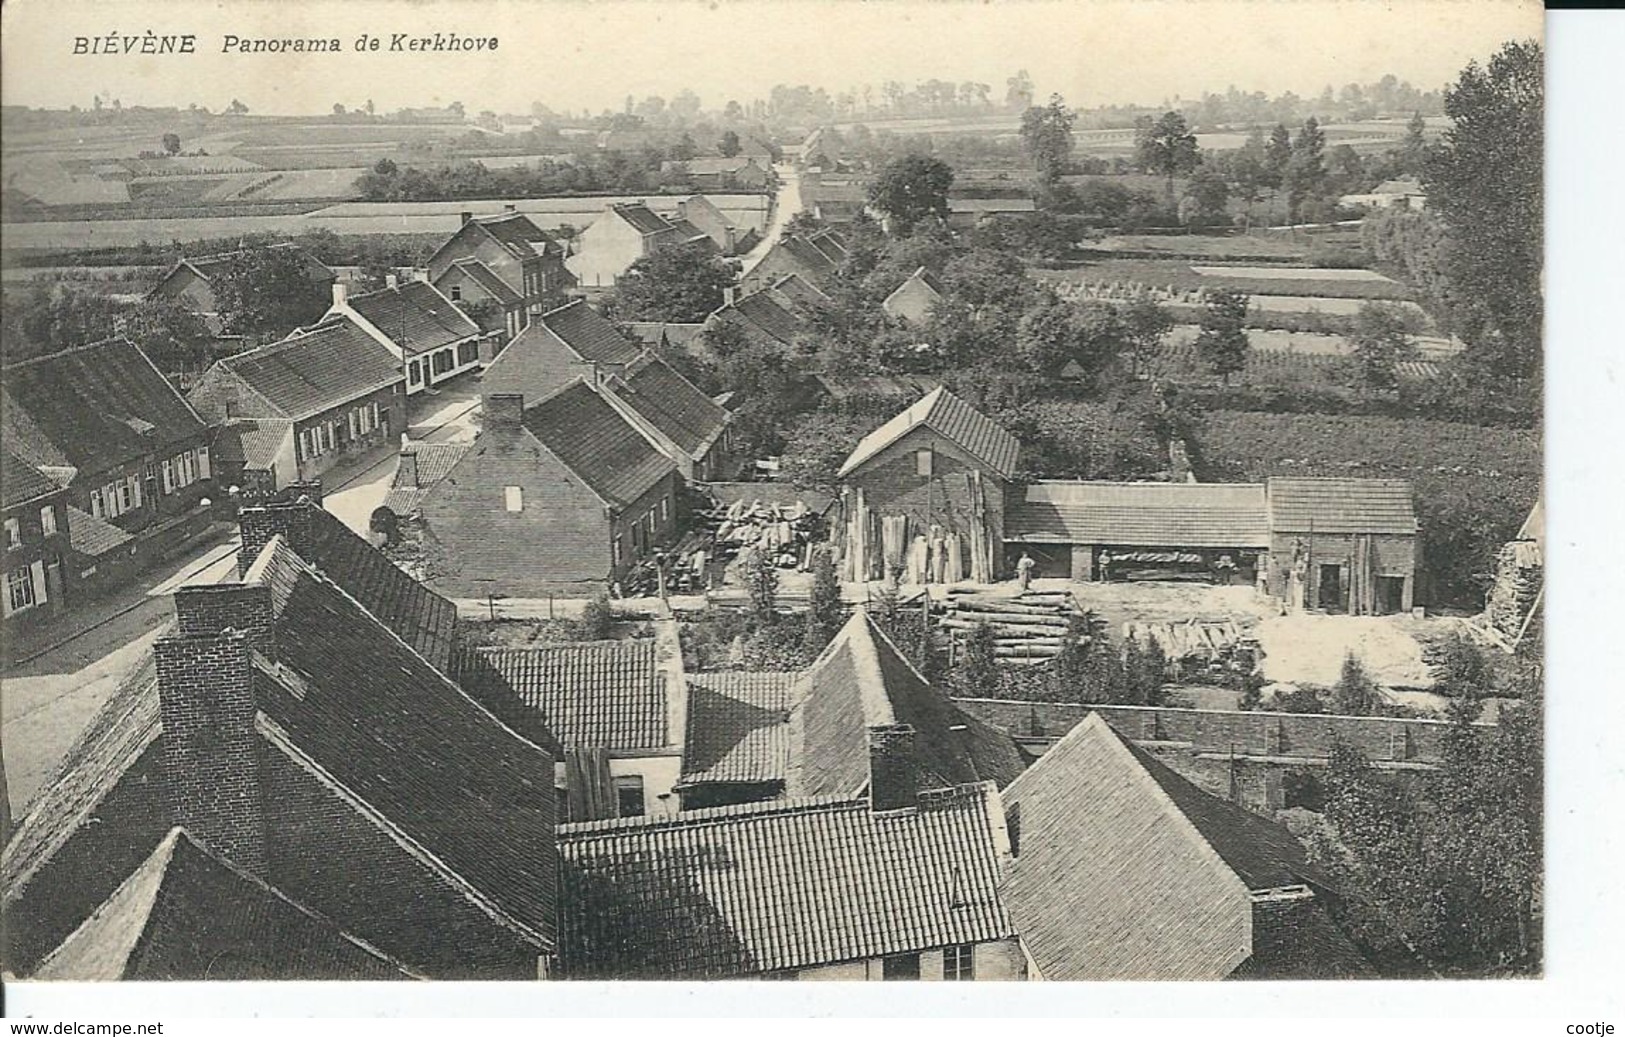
[557,792,883,838]
[0,335,137,370]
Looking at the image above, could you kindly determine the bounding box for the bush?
[575,595,615,641]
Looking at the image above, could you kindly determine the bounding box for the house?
[811,373,940,413]
[324,279,489,395]
[1339,177,1427,211]
[482,299,646,402]
[666,196,761,255]
[396,388,680,597]
[740,229,849,294]
[566,202,680,287]
[425,209,576,336]
[660,157,773,192]
[187,317,405,492]
[620,321,706,353]
[704,283,814,351]
[998,712,1372,980]
[836,387,1021,583]
[1,508,557,980]
[601,352,736,481]
[945,197,1036,230]
[557,781,1023,980]
[454,629,685,822]
[881,266,945,324]
[1264,477,1419,616]
[1004,481,1272,584]
[146,243,335,336]
[2,450,72,634]
[1,338,214,595]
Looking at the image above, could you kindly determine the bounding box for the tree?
[226,99,249,115]
[954,622,1001,699]
[1424,40,1543,379]
[210,246,330,342]
[332,103,346,117]
[1019,94,1076,185]
[1184,166,1230,225]
[1194,288,1249,383]
[576,595,615,641]
[867,154,954,236]
[718,130,741,157]
[1134,111,1200,204]
[365,99,375,116]
[1331,652,1381,716]
[1348,301,1420,392]
[1005,70,1035,112]
[1401,111,1428,174]
[609,242,735,323]
[804,546,844,650]
[1285,116,1328,222]
[1121,292,1175,379]
[1264,123,1293,221]
[161,132,182,155]
[745,547,780,626]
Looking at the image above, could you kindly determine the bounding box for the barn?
[1263,477,1419,616]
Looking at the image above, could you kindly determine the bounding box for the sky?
[1,0,1543,117]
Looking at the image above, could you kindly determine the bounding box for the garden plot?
[1190,265,1396,282]
[1248,295,1426,318]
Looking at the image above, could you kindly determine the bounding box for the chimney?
[722,285,737,307]
[385,273,399,290]
[172,582,276,654]
[237,502,317,578]
[503,203,517,214]
[461,211,474,226]
[399,443,420,488]
[154,626,268,873]
[868,724,919,811]
[332,282,347,308]
[484,393,525,432]
[282,480,324,506]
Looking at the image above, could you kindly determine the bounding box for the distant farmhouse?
[739,228,849,295]
[146,243,335,336]
[566,198,755,288]
[881,266,945,323]
[659,156,773,192]
[1340,177,1427,211]
[425,208,576,339]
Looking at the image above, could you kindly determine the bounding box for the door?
[1376,575,1406,616]
[1318,564,1343,612]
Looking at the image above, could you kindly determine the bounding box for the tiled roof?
[1006,481,1271,547]
[212,420,290,474]
[680,672,800,786]
[453,640,665,752]
[609,354,730,458]
[205,318,401,421]
[2,449,60,508]
[620,322,706,349]
[0,339,207,475]
[767,272,831,308]
[837,386,1020,480]
[557,784,1015,978]
[450,258,524,306]
[791,610,1029,804]
[536,299,645,367]
[1229,895,1375,980]
[180,243,334,283]
[473,212,563,259]
[813,372,939,404]
[666,217,719,251]
[1265,477,1418,535]
[380,442,473,516]
[346,281,480,357]
[731,291,806,345]
[65,505,136,557]
[521,381,675,508]
[774,235,842,278]
[612,202,676,236]
[33,828,415,981]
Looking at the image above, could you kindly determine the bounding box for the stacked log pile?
[697,497,823,571]
[937,588,1085,664]
[1121,618,1260,680]
[1484,540,1543,646]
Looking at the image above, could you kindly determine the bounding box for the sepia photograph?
[0,0,1560,1008]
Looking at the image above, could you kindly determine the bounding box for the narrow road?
[739,163,804,275]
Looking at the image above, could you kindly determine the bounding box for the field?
[1040,257,1414,301]
[1142,333,1439,389]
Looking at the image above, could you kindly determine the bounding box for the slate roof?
[1006,481,1271,547]
[33,828,415,981]
[2,449,60,509]
[211,420,291,475]
[66,505,136,557]
[0,339,207,475]
[202,318,401,421]
[609,354,731,458]
[521,381,675,508]
[453,640,666,753]
[536,299,645,367]
[680,672,800,787]
[380,442,473,516]
[345,281,480,357]
[556,783,1015,978]
[790,610,1029,803]
[1265,477,1419,535]
[1229,895,1375,980]
[450,258,525,306]
[612,202,676,236]
[837,386,1020,480]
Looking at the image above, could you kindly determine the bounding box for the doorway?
[1376,575,1406,615]
[1318,564,1343,612]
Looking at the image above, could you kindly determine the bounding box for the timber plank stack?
[937,587,1085,665]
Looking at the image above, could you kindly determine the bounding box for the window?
[943,944,975,981]
[612,535,623,567]
[659,498,669,524]
[116,480,134,513]
[614,775,645,818]
[6,566,37,613]
[882,954,920,981]
[408,361,422,386]
[916,448,934,477]
[555,786,571,824]
[161,457,175,494]
[458,340,478,365]
[371,402,381,430]
[504,486,523,512]
[40,506,57,538]
[90,488,104,519]
[449,284,462,301]
[196,445,210,480]
[645,509,656,535]
[4,518,20,548]
[349,410,360,439]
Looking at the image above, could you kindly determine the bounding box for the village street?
[738,163,804,273]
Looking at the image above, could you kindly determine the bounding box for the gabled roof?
[557,783,1014,979]
[380,441,474,516]
[791,610,1029,804]
[1373,178,1425,195]
[521,381,676,508]
[680,671,801,787]
[608,353,731,459]
[0,339,207,474]
[211,420,291,475]
[345,281,480,357]
[620,322,706,350]
[611,202,676,236]
[1229,894,1375,980]
[33,828,415,981]
[66,505,136,557]
[837,386,1020,480]
[202,318,401,421]
[151,243,334,297]
[1007,481,1271,547]
[453,640,665,753]
[664,157,761,175]
[449,258,525,306]
[535,299,645,367]
[1265,477,1418,535]
[666,217,717,250]
[773,234,843,278]
[2,449,61,509]
[813,372,939,404]
[470,212,563,259]
[731,291,806,345]
[766,272,831,308]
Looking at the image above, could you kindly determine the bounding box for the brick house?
[145,243,335,336]
[739,228,849,294]
[836,386,1020,583]
[325,280,490,396]
[425,209,576,337]
[1,338,214,594]
[662,194,761,254]
[1,506,555,980]
[1263,477,1419,615]
[1,450,72,634]
[434,258,527,341]
[399,388,680,597]
[187,317,405,493]
[566,202,679,288]
[659,157,773,192]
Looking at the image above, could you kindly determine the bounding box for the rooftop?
[203,317,401,421]
[609,354,731,459]
[521,380,675,508]
[1265,477,1419,536]
[837,386,1020,480]
[2,449,61,509]
[345,280,480,357]
[449,258,525,306]
[1007,481,1271,548]
[453,640,666,753]
[680,671,801,788]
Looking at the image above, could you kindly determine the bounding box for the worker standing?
[1016,551,1036,591]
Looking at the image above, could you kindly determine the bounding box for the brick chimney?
[484,393,524,432]
[868,724,919,811]
[722,285,737,307]
[385,273,399,290]
[154,621,268,874]
[172,583,275,653]
[461,211,474,226]
[237,502,317,578]
[399,443,420,488]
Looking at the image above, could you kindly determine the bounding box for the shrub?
[575,595,615,642]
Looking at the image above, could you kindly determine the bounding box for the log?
[945,608,1070,627]
[941,619,1072,638]
[947,600,1066,618]
[995,645,1064,658]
